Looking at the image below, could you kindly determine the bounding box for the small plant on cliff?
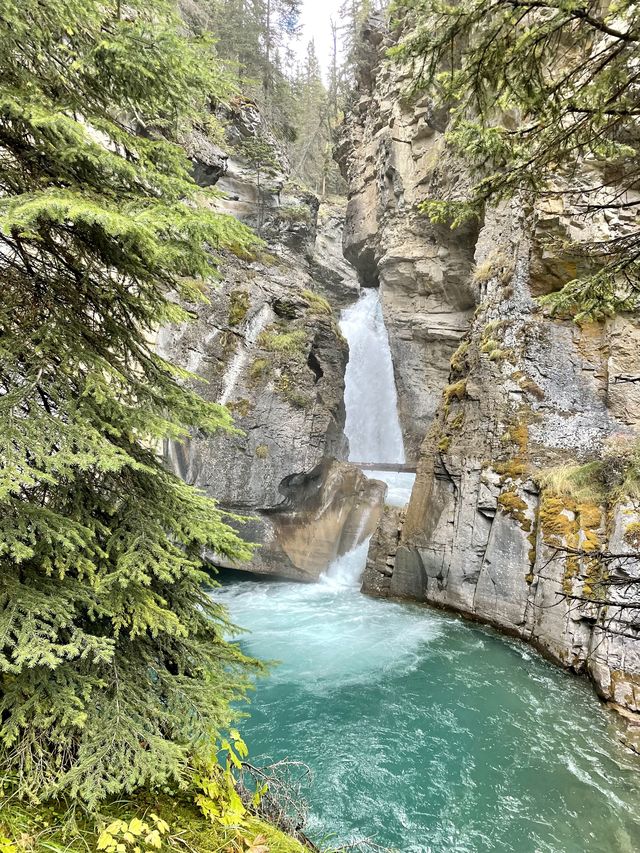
[258,326,308,355]
[0,0,262,812]
[391,0,640,319]
[302,289,332,316]
[229,290,252,326]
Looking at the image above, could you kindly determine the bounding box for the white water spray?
[339,288,405,465]
[320,538,371,589]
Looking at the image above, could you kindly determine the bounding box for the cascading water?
[214,287,640,850]
[340,287,416,510]
[340,287,405,465]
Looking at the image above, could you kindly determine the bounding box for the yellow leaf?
[123,832,135,843]
[245,835,269,853]
[150,815,170,835]
[128,818,145,836]
[144,830,162,849]
[106,821,127,836]
[97,832,115,851]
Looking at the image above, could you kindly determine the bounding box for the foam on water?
[365,470,416,507]
[215,569,640,851]
[216,546,440,692]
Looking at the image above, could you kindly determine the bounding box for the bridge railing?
[351,463,417,473]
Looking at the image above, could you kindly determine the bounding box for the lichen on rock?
[341,13,640,719]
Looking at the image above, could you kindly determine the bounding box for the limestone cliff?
[162,101,384,580]
[337,16,478,463]
[341,16,640,722]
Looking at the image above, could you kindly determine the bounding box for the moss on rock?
[497,488,531,530]
[450,340,470,375]
[302,289,332,316]
[624,521,640,549]
[228,289,250,326]
[258,327,307,354]
[443,379,467,412]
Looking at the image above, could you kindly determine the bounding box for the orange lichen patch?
[624,521,640,550]
[501,419,529,454]
[510,422,529,455]
[494,459,529,480]
[581,529,600,552]
[539,492,605,595]
[577,503,602,531]
[497,489,531,530]
[528,527,538,567]
[498,490,528,514]
[540,493,578,541]
[563,530,580,593]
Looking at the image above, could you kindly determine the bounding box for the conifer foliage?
[0,0,261,808]
[392,1,640,318]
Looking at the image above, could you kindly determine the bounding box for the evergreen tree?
[0,0,261,808]
[291,40,330,191]
[391,0,640,319]
[201,0,302,136]
[338,0,386,95]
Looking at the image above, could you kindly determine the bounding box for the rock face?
[361,505,405,597]
[163,102,381,579]
[341,18,640,719]
[337,15,477,462]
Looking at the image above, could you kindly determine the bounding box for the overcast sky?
[295,0,346,80]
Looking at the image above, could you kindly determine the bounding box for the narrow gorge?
[165,7,640,850]
[4,1,640,851]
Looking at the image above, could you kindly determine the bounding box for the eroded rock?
[345,17,640,720]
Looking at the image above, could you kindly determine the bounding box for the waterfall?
[320,538,371,589]
[338,287,415,512]
[339,288,405,465]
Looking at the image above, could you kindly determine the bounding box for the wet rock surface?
[344,20,640,718]
[337,26,477,462]
[163,103,381,579]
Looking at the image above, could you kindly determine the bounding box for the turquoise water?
[216,565,640,852]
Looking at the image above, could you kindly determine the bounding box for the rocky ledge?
[162,102,385,579]
[343,16,640,727]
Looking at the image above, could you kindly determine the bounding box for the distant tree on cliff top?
[391,0,640,320]
[180,0,346,196]
[291,39,343,195]
[338,0,387,94]
[0,0,261,808]
[185,0,303,138]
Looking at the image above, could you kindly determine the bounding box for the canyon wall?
[341,16,640,721]
[162,102,384,579]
